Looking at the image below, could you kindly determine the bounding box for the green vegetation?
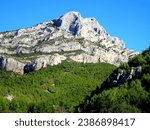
[0,47,150,113]
[0,61,115,112]
[76,47,150,113]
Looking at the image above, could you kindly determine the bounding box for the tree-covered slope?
[76,47,150,113]
[0,61,115,112]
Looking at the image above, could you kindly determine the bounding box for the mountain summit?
[52,11,108,40]
[0,11,137,74]
[53,11,82,35]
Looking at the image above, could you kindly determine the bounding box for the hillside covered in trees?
[0,47,149,113]
[0,61,115,112]
[76,47,150,113]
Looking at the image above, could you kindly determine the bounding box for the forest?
[76,47,150,112]
[0,61,115,112]
[0,47,149,113]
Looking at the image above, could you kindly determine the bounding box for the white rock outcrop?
[4,94,14,101]
[34,54,66,70]
[0,11,137,74]
[0,57,25,74]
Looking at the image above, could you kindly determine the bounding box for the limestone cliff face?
[0,11,137,74]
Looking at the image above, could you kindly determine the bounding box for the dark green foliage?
[142,46,150,64]
[128,55,146,67]
[0,47,150,113]
[0,61,115,113]
[77,46,150,113]
[129,47,150,67]
[142,74,150,91]
[0,96,9,112]
[120,62,129,70]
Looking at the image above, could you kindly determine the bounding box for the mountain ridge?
[0,11,137,74]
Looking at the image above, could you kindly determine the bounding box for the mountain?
[0,11,137,74]
[0,11,149,112]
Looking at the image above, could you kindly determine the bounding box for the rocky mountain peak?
[52,11,108,41]
[52,11,82,35]
[0,11,137,74]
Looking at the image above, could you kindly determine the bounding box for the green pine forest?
[0,47,150,113]
[76,47,150,112]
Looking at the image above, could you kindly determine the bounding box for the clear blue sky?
[1,0,150,52]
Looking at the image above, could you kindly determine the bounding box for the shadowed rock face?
[0,57,4,68]
[0,11,137,74]
[105,66,142,87]
[24,64,34,74]
[52,19,62,27]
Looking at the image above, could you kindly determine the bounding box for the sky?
[0,0,150,52]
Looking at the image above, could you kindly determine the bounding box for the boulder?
[3,57,24,75]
